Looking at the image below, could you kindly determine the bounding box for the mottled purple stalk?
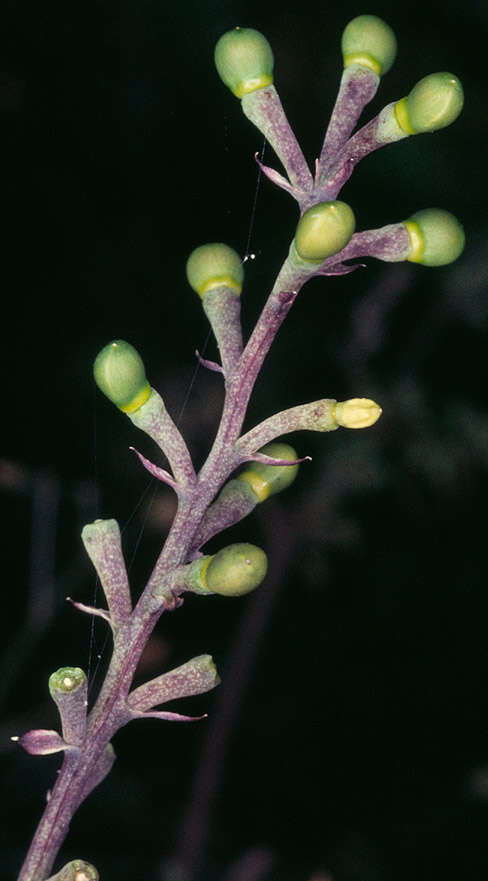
[129,389,197,487]
[319,64,379,169]
[81,519,132,626]
[202,287,243,375]
[328,223,411,265]
[317,103,406,200]
[238,398,338,454]
[241,85,313,191]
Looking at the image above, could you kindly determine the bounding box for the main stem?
[18,268,306,880]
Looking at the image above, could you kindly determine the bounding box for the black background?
[1,0,487,879]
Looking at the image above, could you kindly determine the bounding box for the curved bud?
[341,14,397,76]
[237,442,299,501]
[93,340,151,413]
[215,27,274,98]
[188,543,268,597]
[294,201,356,264]
[186,243,244,297]
[394,72,463,134]
[404,208,465,266]
[334,398,382,429]
[46,859,99,881]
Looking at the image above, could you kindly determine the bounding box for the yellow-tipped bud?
[186,242,244,297]
[93,340,151,413]
[404,208,465,266]
[49,667,86,698]
[341,14,397,76]
[294,201,356,264]
[334,398,382,429]
[394,72,463,134]
[237,442,299,502]
[215,27,274,98]
[191,543,268,597]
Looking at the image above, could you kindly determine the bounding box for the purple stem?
[320,223,412,270]
[17,256,315,881]
[241,85,313,191]
[316,104,406,201]
[319,64,379,171]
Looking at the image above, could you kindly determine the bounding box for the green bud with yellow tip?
[187,543,268,597]
[237,442,299,502]
[215,27,274,99]
[186,243,244,297]
[394,72,463,135]
[341,14,397,76]
[93,340,151,413]
[404,208,465,266]
[293,201,356,264]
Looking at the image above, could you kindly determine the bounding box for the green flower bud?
[341,14,397,76]
[190,543,268,597]
[294,201,356,263]
[93,340,151,413]
[186,243,244,297]
[404,208,465,266]
[47,859,99,881]
[237,442,299,502]
[394,72,463,134]
[215,27,274,98]
[48,667,88,746]
[49,667,86,698]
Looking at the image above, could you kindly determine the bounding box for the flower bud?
[47,860,99,881]
[237,442,299,501]
[189,543,268,597]
[49,667,88,746]
[293,201,356,264]
[394,72,463,134]
[215,27,274,98]
[334,398,382,429]
[49,667,87,699]
[341,15,397,76]
[93,340,151,413]
[404,208,465,266]
[186,243,244,297]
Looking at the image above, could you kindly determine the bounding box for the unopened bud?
[341,15,397,76]
[188,543,268,597]
[334,398,382,429]
[237,442,299,501]
[49,667,86,699]
[404,208,465,266]
[93,340,151,413]
[49,667,88,746]
[47,860,99,881]
[294,201,356,264]
[215,27,274,98]
[186,242,244,297]
[394,72,463,134]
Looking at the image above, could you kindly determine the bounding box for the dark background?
[1,0,487,879]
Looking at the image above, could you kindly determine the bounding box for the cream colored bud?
[334,398,382,429]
